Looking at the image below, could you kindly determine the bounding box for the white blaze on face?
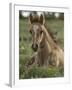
[33,25,39,39]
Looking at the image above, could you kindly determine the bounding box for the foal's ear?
[39,14,45,25]
[29,14,33,24]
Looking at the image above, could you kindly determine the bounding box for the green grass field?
[19,18,64,79]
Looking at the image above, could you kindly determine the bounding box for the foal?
[29,14,64,68]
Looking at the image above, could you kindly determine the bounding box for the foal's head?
[29,14,45,52]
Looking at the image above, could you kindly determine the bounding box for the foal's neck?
[42,25,57,49]
[38,39,49,58]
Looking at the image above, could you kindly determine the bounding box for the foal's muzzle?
[32,44,38,52]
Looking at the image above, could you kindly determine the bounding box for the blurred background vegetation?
[19,11,64,79]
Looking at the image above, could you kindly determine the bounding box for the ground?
[19,18,64,79]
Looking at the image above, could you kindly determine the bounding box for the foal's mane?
[44,23,58,44]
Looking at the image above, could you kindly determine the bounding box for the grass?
[19,18,64,79]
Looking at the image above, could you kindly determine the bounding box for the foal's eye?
[30,30,32,34]
[40,31,43,34]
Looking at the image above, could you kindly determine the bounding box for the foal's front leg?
[26,52,38,67]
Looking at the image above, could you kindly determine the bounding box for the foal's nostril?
[32,44,38,51]
[35,44,38,49]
